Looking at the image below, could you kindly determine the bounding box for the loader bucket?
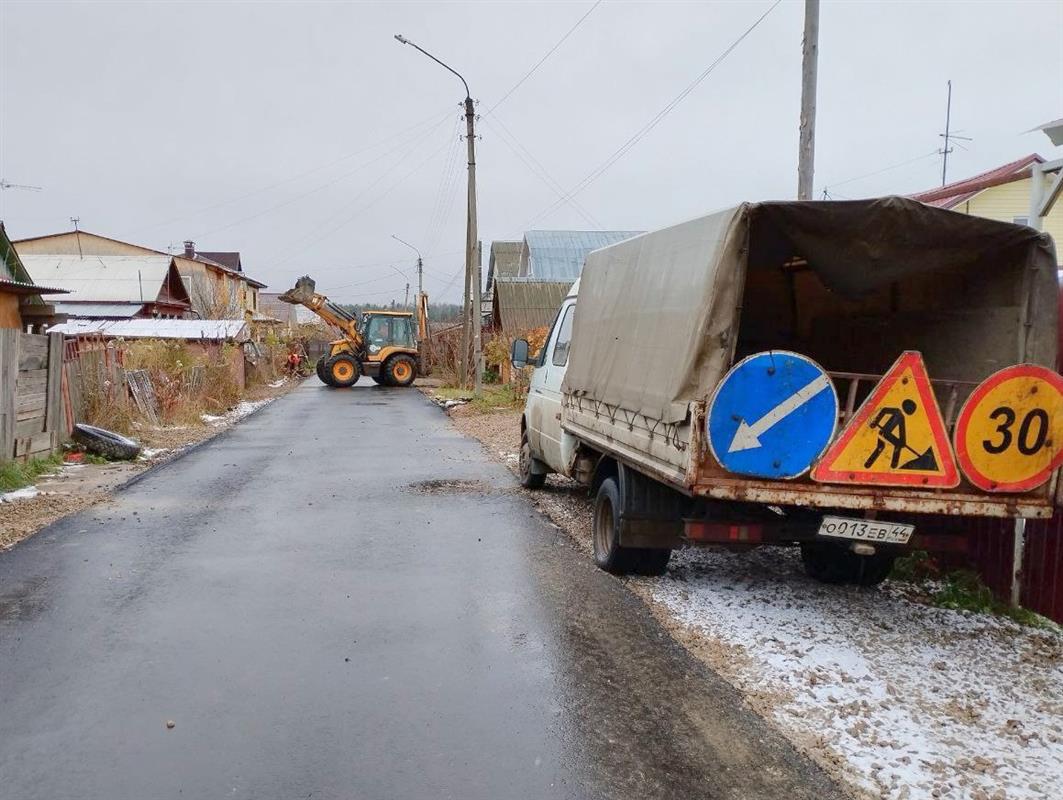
[278,275,317,305]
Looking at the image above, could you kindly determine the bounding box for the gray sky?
[2,0,1061,305]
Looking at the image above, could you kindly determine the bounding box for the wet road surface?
[0,381,842,799]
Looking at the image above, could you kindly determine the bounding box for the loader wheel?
[315,356,332,385]
[384,354,417,387]
[519,433,546,489]
[327,354,360,388]
[592,477,671,576]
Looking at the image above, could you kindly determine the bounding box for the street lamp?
[391,233,423,303]
[395,34,481,395]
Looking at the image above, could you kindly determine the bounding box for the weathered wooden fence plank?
[0,329,17,459]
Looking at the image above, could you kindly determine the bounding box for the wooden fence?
[0,329,64,462]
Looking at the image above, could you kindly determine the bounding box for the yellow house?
[911,154,1063,265]
[13,230,266,319]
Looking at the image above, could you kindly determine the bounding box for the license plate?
[818,515,914,544]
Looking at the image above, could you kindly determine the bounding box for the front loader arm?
[278,276,364,349]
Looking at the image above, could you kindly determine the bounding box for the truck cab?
[514,281,580,488]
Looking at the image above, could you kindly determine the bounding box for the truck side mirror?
[511,338,530,369]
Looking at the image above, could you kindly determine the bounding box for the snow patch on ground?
[138,447,169,461]
[639,547,1063,800]
[1,486,39,503]
[201,398,272,427]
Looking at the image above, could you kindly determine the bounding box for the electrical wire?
[135,106,455,234]
[820,150,940,194]
[191,111,455,241]
[484,0,603,116]
[481,115,602,229]
[268,136,456,269]
[522,0,782,229]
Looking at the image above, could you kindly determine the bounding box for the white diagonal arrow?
[728,373,832,453]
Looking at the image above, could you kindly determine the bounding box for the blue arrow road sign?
[707,351,838,479]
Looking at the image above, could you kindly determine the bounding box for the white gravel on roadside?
[201,398,273,426]
[640,547,1063,800]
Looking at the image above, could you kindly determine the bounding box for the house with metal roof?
[483,241,522,317]
[518,230,643,281]
[0,223,67,330]
[13,230,266,319]
[491,277,572,336]
[47,318,249,341]
[19,254,191,319]
[910,153,1063,265]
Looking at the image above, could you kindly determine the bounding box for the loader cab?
[362,312,416,356]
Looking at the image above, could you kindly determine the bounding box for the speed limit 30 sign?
[954,364,1063,493]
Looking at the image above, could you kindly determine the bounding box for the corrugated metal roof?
[48,318,250,341]
[910,154,1044,209]
[52,302,142,318]
[0,278,68,295]
[492,278,571,335]
[520,230,643,281]
[20,254,179,302]
[486,240,522,295]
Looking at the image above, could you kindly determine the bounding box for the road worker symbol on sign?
[953,364,1063,493]
[811,351,959,487]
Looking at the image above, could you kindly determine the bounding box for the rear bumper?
[690,478,1055,519]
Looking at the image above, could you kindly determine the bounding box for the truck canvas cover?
[563,197,1059,426]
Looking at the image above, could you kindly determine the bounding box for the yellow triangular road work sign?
[811,351,959,487]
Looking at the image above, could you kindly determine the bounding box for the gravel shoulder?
[445,402,1063,800]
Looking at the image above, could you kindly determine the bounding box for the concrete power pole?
[395,34,480,394]
[457,98,482,393]
[797,0,819,201]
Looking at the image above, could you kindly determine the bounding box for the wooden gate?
[0,330,64,461]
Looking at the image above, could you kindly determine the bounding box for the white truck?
[512,198,1061,585]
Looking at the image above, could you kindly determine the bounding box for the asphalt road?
[0,380,842,800]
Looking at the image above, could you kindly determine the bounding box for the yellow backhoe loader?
[278,276,428,388]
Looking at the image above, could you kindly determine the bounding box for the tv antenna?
[0,178,42,191]
[939,80,972,186]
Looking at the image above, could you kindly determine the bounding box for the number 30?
[982,406,1049,456]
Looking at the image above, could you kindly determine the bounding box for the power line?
[481,115,602,229]
[523,0,782,229]
[484,0,603,116]
[820,150,939,194]
[136,106,455,235]
[268,137,455,270]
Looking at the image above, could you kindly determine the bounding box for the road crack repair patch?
[405,479,495,495]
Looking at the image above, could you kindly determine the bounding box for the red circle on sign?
[954,364,1063,493]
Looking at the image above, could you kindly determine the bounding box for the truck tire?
[327,354,360,388]
[519,432,546,489]
[72,424,141,461]
[383,354,417,387]
[800,543,895,586]
[593,476,674,576]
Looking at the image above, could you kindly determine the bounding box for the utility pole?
[797,0,819,201]
[404,282,410,308]
[395,35,481,395]
[70,217,83,258]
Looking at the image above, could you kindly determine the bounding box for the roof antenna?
[938,81,972,187]
[70,217,83,258]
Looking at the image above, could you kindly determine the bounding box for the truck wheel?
[800,543,895,586]
[384,354,417,387]
[593,477,641,574]
[327,354,360,388]
[519,432,546,489]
